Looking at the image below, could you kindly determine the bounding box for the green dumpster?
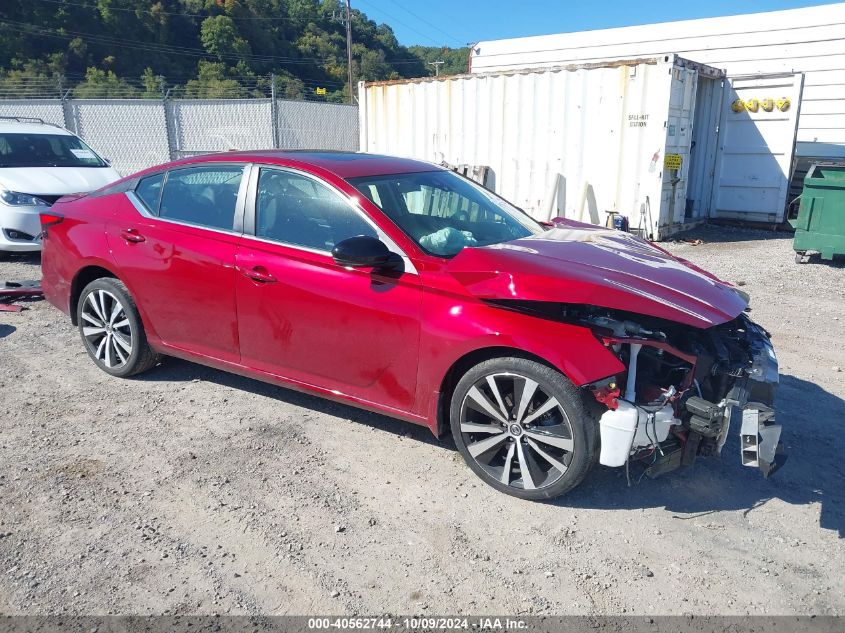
[790,163,845,263]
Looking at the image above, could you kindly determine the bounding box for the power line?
[382,0,463,45]
[0,73,353,99]
[0,19,428,67]
[353,0,444,46]
[0,19,315,64]
[30,0,332,23]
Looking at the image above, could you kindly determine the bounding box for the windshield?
[348,170,545,257]
[0,133,108,168]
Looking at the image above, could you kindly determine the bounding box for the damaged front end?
[454,223,785,481]
[576,306,785,479]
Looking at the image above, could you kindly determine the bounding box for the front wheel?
[76,277,160,377]
[450,357,598,500]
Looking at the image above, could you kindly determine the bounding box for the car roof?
[170,150,443,179]
[0,116,73,136]
[0,119,72,135]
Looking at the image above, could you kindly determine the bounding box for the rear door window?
[158,165,244,231]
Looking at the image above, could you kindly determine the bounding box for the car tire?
[450,356,597,500]
[76,277,160,377]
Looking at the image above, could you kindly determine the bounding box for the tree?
[200,15,252,60]
[181,60,244,98]
[408,46,470,76]
[73,67,139,98]
[140,67,164,98]
[0,0,459,100]
[274,71,306,101]
[0,60,64,98]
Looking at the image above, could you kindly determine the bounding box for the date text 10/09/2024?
[307,617,528,630]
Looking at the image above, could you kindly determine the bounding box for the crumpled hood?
[447,220,748,328]
[0,166,120,196]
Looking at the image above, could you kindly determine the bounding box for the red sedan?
[40,151,784,499]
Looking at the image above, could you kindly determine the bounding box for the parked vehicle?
[40,151,784,499]
[0,116,120,254]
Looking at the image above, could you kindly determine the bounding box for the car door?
[234,165,422,412]
[107,163,248,363]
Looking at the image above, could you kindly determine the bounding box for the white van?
[0,117,120,254]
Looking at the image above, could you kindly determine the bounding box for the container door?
[661,66,698,231]
[709,73,804,224]
[685,77,724,223]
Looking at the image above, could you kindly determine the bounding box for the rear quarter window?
[135,173,164,213]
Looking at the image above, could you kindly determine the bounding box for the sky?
[353,0,844,47]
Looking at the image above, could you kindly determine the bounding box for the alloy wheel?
[80,289,133,369]
[459,372,575,491]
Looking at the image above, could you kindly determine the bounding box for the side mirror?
[332,235,394,268]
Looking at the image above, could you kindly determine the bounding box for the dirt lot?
[1,225,843,617]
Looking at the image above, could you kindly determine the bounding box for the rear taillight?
[38,212,63,239]
[39,212,64,227]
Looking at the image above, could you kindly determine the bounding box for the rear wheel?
[450,357,597,500]
[76,278,160,377]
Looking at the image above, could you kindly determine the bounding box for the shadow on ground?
[138,355,845,536]
[668,224,793,245]
[137,356,446,449]
[560,374,845,537]
[0,324,16,338]
[670,224,845,267]
[0,252,41,268]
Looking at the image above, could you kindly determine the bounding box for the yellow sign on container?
[664,154,682,170]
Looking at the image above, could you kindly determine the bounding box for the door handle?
[240,266,277,283]
[120,228,145,243]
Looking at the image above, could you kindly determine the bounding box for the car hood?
[0,166,121,196]
[447,220,748,328]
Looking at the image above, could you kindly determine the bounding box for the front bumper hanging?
[724,321,786,477]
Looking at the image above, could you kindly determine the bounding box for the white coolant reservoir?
[631,403,681,447]
[598,400,641,467]
[600,402,682,467]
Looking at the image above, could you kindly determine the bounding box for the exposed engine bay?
[574,305,785,479]
[485,298,786,480]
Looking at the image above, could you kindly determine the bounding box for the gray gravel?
[0,225,843,616]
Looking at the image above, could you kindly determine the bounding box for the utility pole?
[333,1,355,104]
[345,0,354,104]
[428,60,445,76]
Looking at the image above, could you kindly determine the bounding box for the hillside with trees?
[0,0,469,102]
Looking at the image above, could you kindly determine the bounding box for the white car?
[0,117,120,254]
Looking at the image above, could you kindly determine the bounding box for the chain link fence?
[0,99,65,127]
[277,101,359,150]
[67,100,172,176]
[170,99,274,159]
[0,97,359,176]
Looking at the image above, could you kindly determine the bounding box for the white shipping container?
[468,3,845,161]
[360,56,724,240]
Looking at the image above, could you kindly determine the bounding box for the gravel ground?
[0,225,843,617]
